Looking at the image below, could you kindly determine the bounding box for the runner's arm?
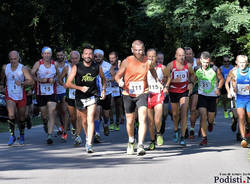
[58,66,68,87]
[115,59,127,84]
[22,66,34,86]
[99,66,106,92]
[216,67,224,96]
[225,69,233,97]
[65,65,80,90]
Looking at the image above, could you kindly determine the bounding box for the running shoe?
[231,118,237,132]
[104,125,110,136]
[115,124,120,131]
[47,135,53,145]
[199,138,208,146]
[93,134,102,143]
[71,128,76,137]
[156,134,164,146]
[127,140,136,155]
[147,141,156,151]
[85,144,94,153]
[61,132,67,142]
[19,135,24,145]
[74,136,82,146]
[109,124,115,131]
[189,129,195,139]
[8,135,16,146]
[179,137,186,147]
[173,131,179,143]
[208,123,214,132]
[241,138,248,148]
[224,111,229,118]
[137,144,146,156]
[229,111,233,118]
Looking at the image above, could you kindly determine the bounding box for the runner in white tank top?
[31,46,58,145]
[146,49,166,150]
[1,51,33,146]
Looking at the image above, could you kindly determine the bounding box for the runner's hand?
[100,90,106,100]
[118,78,124,88]
[80,86,89,93]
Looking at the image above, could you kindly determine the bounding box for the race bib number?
[69,89,75,99]
[9,81,23,99]
[129,81,144,95]
[174,71,187,82]
[112,86,121,97]
[80,96,96,107]
[148,83,162,93]
[237,84,249,95]
[200,80,211,90]
[40,83,53,95]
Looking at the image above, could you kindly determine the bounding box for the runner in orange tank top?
[115,40,161,156]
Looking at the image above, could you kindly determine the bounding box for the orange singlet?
[122,55,149,97]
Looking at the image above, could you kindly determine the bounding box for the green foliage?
[0,0,249,66]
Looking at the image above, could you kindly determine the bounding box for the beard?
[83,57,92,63]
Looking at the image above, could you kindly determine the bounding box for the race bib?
[40,83,53,95]
[112,86,121,97]
[129,81,144,95]
[80,96,96,107]
[148,83,162,93]
[200,80,211,90]
[106,80,112,89]
[174,71,187,82]
[237,84,249,95]
[69,89,75,99]
[9,81,23,100]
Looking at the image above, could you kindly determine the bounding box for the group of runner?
[0,40,249,155]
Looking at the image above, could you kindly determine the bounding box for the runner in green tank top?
[195,51,224,146]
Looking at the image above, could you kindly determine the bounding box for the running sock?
[129,136,135,143]
[19,120,26,135]
[8,119,15,136]
[94,120,101,135]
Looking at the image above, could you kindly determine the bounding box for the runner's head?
[70,50,80,65]
[41,46,52,62]
[9,50,20,67]
[131,40,145,61]
[56,47,66,63]
[236,55,248,72]
[94,49,104,64]
[175,48,185,63]
[223,55,230,67]
[156,52,164,65]
[82,46,94,64]
[200,51,211,69]
[146,48,157,65]
[109,51,118,65]
[184,47,194,63]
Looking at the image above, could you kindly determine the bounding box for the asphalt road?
[0,107,249,184]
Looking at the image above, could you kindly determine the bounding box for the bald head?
[9,50,20,59]
[8,50,20,66]
[175,48,185,63]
